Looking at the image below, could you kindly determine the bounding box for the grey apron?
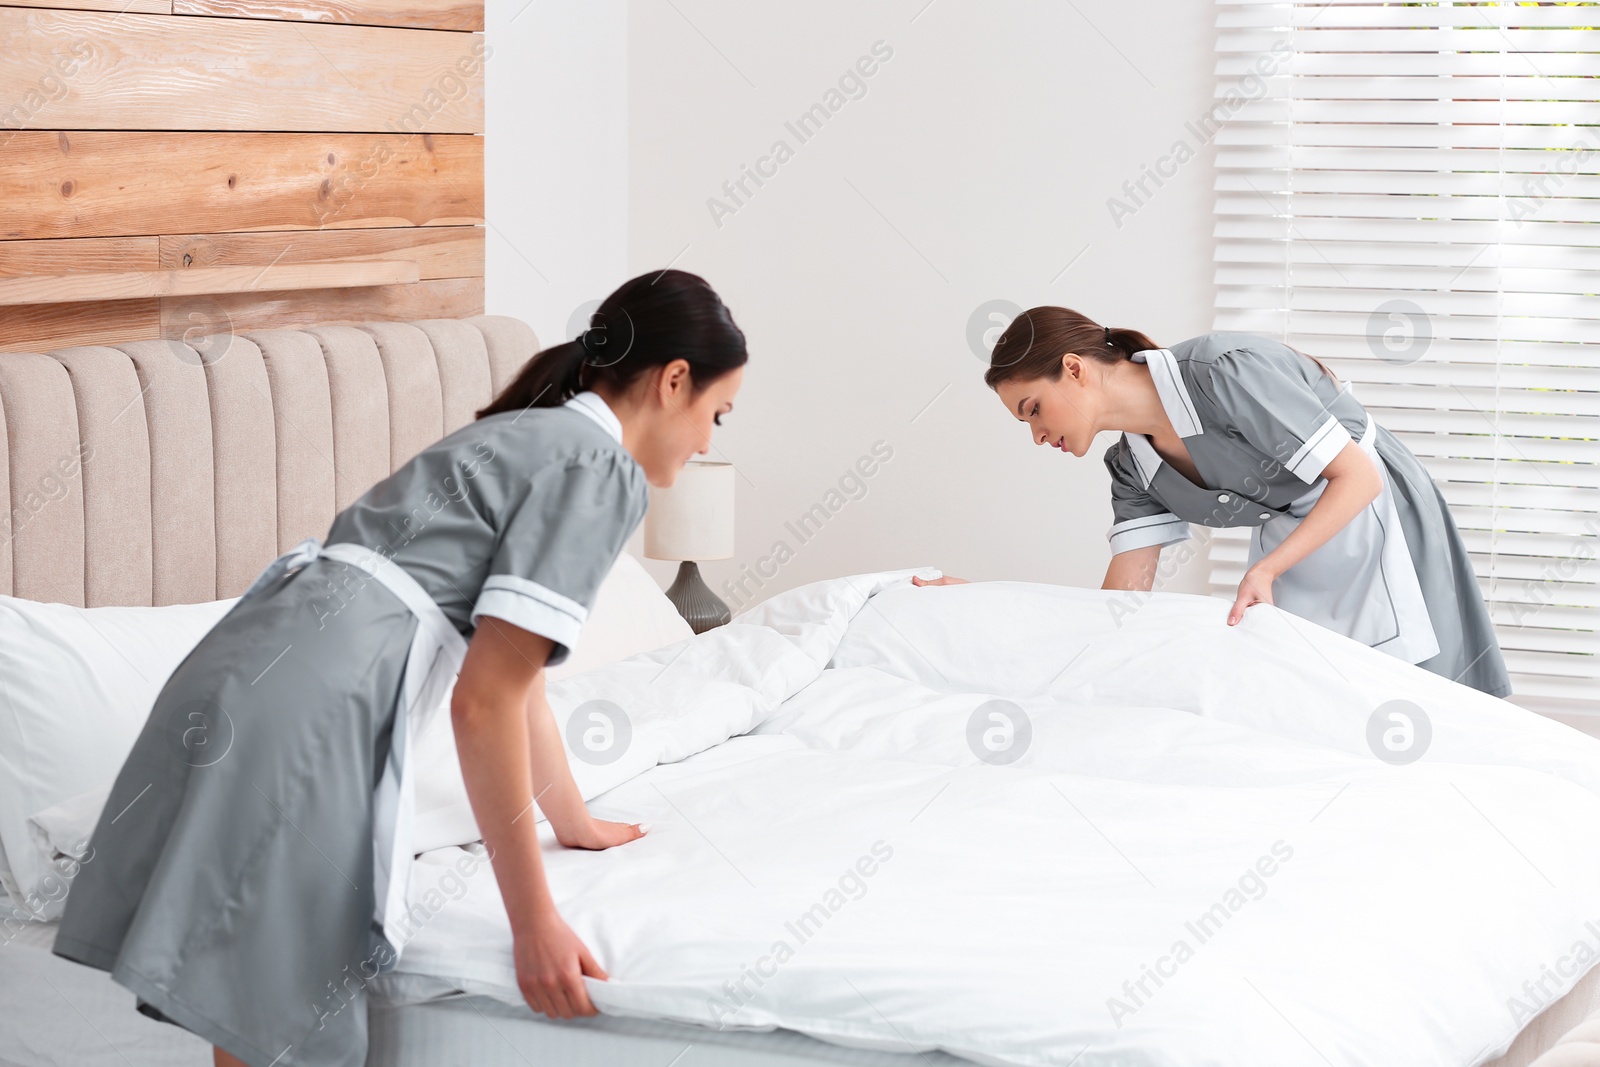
[240,538,468,964]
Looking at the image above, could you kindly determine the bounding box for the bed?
[2,316,1599,1067]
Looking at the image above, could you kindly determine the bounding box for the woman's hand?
[1230,442,1380,621]
[518,665,647,850]
[514,910,608,1019]
[1228,561,1278,625]
[555,817,649,850]
[911,574,969,587]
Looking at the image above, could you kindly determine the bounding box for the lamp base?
[665,560,731,634]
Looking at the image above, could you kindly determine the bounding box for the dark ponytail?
[476,269,747,419]
[985,307,1338,387]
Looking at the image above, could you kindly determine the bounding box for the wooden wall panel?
[0,132,484,240]
[0,236,160,275]
[174,1,483,32]
[0,301,163,353]
[2,1,169,11]
[160,277,483,336]
[161,226,484,280]
[0,9,484,133]
[1,1,489,356]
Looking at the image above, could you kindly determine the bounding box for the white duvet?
[393,570,1600,1067]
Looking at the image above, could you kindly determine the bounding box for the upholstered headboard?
[0,316,536,608]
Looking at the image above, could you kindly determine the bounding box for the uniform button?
[1216,492,1231,503]
[1258,512,1271,520]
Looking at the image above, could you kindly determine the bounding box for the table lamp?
[644,460,735,633]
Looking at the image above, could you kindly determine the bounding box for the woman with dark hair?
[54,269,748,1067]
[915,309,1509,700]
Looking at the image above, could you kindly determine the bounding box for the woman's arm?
[450,617,607,1019]
[1102,544,1161,592]
[521,667,646,850]
[1228,439,1383,624]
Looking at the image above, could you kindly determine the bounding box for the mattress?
[369,974,970,1066]
[368,969,1600,1067]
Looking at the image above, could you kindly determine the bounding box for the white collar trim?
[1123,431,1164,489]
[1129,348,1203,439]
[562,390,623,444]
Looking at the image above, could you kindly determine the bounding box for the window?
[1210,1,1599,715]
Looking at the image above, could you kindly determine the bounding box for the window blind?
[1209,1,1599,715]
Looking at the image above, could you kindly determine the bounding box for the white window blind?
[1210,1,1599,715]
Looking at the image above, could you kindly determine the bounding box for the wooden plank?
[162,226,484,280]
[0,301,162,354]
[0,260,420,306]
[174,0,482,32]
[1,1,169,11]
[159,276,483,337]
[0,9,485,132]
[0,277,482,353]
[0,236,159,276]
[0,132,484,240]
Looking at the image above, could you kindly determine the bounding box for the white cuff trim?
[1108,513,1191,554]
[482,573,588,623]
[469,575,589,665]
[1286,415,1352,484]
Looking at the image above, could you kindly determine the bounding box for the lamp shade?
[643,460,735,561]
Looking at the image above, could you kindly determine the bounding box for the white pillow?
[0,595,238,919]
[20,783,108,921]
[411,550,692,852]
[543,552,695,681]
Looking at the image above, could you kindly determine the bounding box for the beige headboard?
[0,315,536,609]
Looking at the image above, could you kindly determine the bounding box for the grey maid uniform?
[1103,331,1510,699]
[53,390,649,1067]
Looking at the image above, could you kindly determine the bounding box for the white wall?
[626,0,1218,606]
[485,0,629,348]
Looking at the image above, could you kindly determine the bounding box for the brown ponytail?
[1286,344,1341,386]
[984,307,1161,388]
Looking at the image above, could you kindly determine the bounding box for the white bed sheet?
[392,573,1600,1067]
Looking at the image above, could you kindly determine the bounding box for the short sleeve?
[1103,442,1191,555]
[1200,346,1356,484]
[470,450,647,666]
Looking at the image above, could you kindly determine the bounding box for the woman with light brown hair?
[916,307,1509,699]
